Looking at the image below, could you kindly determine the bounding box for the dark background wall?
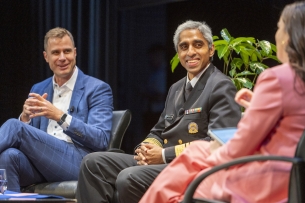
[0,0,295,154]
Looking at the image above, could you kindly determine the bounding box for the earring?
[282,40,286,45]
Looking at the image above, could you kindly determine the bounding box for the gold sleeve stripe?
[143,138,162,147]
[175,142,191,157]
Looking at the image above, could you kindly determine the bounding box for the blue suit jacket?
[29,68,113,155]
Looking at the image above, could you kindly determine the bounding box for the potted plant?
[170,28,279,90]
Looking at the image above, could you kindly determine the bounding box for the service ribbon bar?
[185,107,202,115]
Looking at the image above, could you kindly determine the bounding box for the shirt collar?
[53,66,78,91]
[186,63,210,88]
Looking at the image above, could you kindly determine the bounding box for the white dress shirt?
[46,67,79,143]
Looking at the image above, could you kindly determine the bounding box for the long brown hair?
[281,2,305,83]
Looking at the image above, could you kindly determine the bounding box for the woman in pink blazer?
[139,2,305,203]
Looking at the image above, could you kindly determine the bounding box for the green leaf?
[258,40,272,55]
[231,58,243,70]
[231,37,255,47]
[270,43,277,53]
[233,44,241,54]
[218,44,229,59]
[232,78,242,91]
[232,40,255,56]
[249,62,268,74]
[215,45,225,57]
[236,71,256,77]
[236,77,253,89]
[214,44,225,52]
[240,42,256,49]
[260,50,267,57]
[220,28,232,42]
[213,40,228,47]
[229,68,236,77]
[251,52,258,61]
[240,46,251,56]
[213,36,219,40]
[266,55,280,63]
[240,48,250,66]
[170,53,180,73]
[253,49,262,61]
[223,50,230,66]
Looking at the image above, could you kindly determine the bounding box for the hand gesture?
[134,143,164,165]
[235,88,253,109]
[21,93,64,122]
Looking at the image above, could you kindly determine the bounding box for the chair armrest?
[182,155,302,203]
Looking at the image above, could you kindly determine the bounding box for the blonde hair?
[44,27,75,51]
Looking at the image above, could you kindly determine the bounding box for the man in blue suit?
[0,27,113,192]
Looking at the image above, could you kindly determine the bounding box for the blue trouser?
[0,119,84,192]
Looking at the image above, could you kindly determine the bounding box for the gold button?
[178,139,182,144]
[164,139,168,144]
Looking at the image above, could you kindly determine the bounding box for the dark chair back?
[108,109,132,149]
[288,130,305,203]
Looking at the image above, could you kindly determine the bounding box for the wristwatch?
[57,113,67,126]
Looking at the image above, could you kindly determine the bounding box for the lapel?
[40,69,85,131]
[172,64,215,123]
[174,78,186,117]
[69,69,85,116]
[40,81,54,132]
[183,64,214,109]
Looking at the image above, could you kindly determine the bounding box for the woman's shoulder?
[267,63,291,73]
[260,63,293,81]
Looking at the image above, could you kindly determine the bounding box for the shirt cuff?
[162,149,167,164]
[60,114,72,131]
[19,113,31,124]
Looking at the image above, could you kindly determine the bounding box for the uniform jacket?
[29,68,113,155]
[142,64,241,163]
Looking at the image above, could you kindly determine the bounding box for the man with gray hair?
[0,27,113,192]
[76,20,241,203]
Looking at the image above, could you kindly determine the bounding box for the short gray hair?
[173,20,213,52]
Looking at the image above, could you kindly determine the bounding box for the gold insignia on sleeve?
[178,139,182,144]
[164,139,168,144]
[175,142,191,157]
[143,138,162,147]
[188,122,198,134]
[175,144,185,156]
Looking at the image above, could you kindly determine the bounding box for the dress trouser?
[0,119,84,192]
[76,151,168,203]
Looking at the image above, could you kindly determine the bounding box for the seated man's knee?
[1,118,20,128]
[116,167,148,202]
[0,148,22,164]
[1,118,22,134]
[81,152,104,171]
[116,168,129,189]
[116,167,140,192]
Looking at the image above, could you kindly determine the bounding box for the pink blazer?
[140,63,305,203]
